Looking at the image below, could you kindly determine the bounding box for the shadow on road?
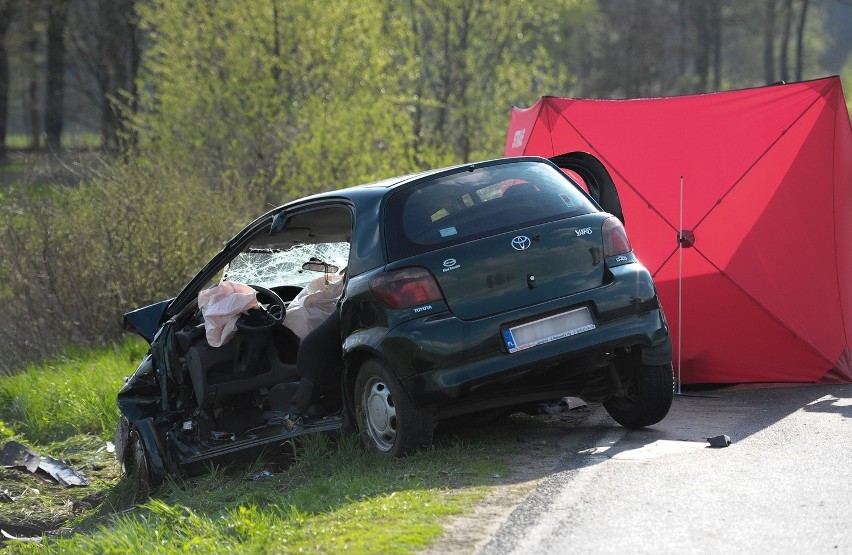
[550,383,852,475]
[465,383,852,486]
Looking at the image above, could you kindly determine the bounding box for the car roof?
[287,156,551,206]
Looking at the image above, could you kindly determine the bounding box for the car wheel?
[603,358,674,429]
[354,358,434,457]
[124,425,160,489]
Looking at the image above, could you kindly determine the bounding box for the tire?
[354,358,434,457]
[123,425,161,489]
[603,358,674,429]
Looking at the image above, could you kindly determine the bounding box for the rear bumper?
[363,262,670,410]
[400,308,669,409]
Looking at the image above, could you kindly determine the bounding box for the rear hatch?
[383,159,609,320]
[412,213,609,320]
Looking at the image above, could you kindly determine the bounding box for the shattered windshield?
[222,242,349,289]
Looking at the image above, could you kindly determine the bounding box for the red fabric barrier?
[505,77,852,384]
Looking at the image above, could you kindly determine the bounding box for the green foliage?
[133,0,408,200]
[0,159,259,369]
[131,0,567,201]
[0,337,146,442]
[0,419,14,441]
[383,0,573,164]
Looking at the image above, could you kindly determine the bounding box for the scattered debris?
[538,396,588,415]
[1,489,13,502]
[1,526,43,543]
[250,469,274,481]
[0,441,39,473]
[98,441,115,454]
[0,525,73,545]
[0,441,89,487]
[706,435,732,448]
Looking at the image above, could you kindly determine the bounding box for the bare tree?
[66,0,140,150]
[0,0,14,157]
[794,0,810,81]
[710,1,722,90]
[45,0,71,150]
[779,0,794,81]
[764,0,777,83]
[27,8,40,155]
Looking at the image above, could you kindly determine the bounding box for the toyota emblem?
[511,236,531,251]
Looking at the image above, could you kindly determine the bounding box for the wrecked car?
[116,156,673,483]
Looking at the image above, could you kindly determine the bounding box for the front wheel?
[603,358,674,429]
[116,416,163,490]
[354,358,434,457]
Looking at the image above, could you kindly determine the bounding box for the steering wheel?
[236,284,287,332]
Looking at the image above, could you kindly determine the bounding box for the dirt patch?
[423,403,593,555]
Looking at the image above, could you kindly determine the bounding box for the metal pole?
[677,175,683,395]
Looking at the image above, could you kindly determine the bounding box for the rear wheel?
[354,358,434,457]
[603,357,674,428]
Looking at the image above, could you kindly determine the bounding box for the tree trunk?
[405,0,424,167]
[677,0,687,80]
[779,0,794,82]
[0,1,13,158]
[125,0,141,149]
[455,3,472,162]
[763,0,777,83]
[45,0,71,151]
[97,0,138,151]
[691,1,710,92]
[28,31,40,155]
[795,0,810,81]
[434,5,452,148]
[710,1,722,91]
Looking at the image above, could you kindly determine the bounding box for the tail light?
[369,267,444,309]
[601,217,632,257]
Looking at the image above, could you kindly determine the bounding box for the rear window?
[385,160,598,260]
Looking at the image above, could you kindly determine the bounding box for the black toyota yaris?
[116,156,673,482]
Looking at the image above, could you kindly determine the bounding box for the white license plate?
[502,307,596,353]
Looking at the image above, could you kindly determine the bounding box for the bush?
[0,158,260,372]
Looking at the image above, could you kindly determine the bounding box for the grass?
[0,338,148,443]
[0,340,532,554]
[4,133,102,150]
[44,434,499,554]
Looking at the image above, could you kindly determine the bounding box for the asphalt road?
[480,384,852,554]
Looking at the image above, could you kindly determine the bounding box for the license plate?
[502,307,596,353]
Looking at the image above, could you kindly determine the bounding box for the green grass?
[0,337,148,443]
[4,135,35,149]
[0,341,523,554]
[40,434,499,554]
[0,158,29,174]
[4,133,102,150]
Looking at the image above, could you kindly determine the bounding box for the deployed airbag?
[198,281,259,347]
